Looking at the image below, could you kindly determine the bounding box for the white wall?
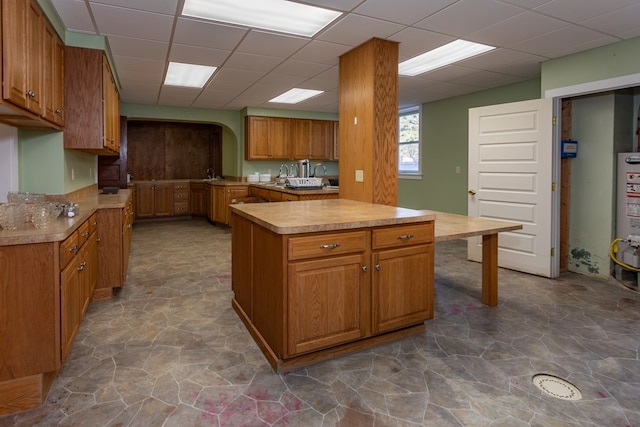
[0,125,19,202]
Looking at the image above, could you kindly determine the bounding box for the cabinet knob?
[69,244,78,252]
[375,264,381,271]
[362,266,368,272]
[55,108,62,114]
[468,189,477,195]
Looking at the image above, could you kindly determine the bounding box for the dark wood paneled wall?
[126,121,222,181]
[98,117,128,188]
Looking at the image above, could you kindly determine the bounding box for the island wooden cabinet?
[64,46,120,155]
[231,207,434,372]
[135,181,174,218]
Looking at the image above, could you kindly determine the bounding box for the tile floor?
[2,218,640,426]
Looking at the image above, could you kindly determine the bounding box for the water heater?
[616,153,640,268]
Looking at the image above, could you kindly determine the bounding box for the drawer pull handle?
[320,243,340,249]
[82,231,90,238]
[77,261,86,271]
[362,266,368,272]
[397,234,414,240]
[375,264,381,271]
[69,244,78,252]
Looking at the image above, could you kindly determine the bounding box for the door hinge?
[551,247,555,256]
[552,116,557,125]
[552,182,556,191]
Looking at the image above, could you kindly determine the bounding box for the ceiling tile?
[50,0,95,33]
[235,31,309,58]
[353,0,457,25]
[168,44,231,67]
[89,0,178,15]
[173,18,248,50]
[106,35,168,60]
[580,3,640,39]
[468,10,569,47]
[191,89,240,109]
[207,68,265,92]
[90,3,174,41]
[534,0,640,22]
[271,60,333,79]
[223,53,284,72]
[389,27,455,61]
[414,0,524,38]
[158,86,201,107]
[316,14,404,46]
[290,40,352,65]
[509,26,619,58]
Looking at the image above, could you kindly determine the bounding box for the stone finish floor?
[2,218,640,426]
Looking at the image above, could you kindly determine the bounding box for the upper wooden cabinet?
[64,47,120,155]
[292,119,333,160]
[0,0,63,129]
[245,116,337,161]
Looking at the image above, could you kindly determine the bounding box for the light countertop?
[230,198,435,234]
[0,189,132,246]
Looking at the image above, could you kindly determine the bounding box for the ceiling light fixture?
[182,0,341,37]
[164,62,216,88]
[269,88,324,104]
[399,39,495,77]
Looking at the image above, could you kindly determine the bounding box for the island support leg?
[481,233,498,306]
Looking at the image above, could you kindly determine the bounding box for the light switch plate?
[355,170,364,182]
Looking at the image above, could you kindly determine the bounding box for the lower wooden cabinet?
[231,215,434,371]
[60,214,98,362]
[135,181,173,218]
[209,184,249,225]
[173,182,190,216]
[190,182,207,216]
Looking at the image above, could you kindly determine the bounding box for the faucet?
[289,163,298,177]
[206,168,214,179]
[278,164,289,178]
[312,163,327,178]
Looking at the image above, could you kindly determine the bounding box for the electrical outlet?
[455,166,460,174]
[71,169,75,181]
[355,170,364,182]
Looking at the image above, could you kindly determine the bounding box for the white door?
[468,98,556,277]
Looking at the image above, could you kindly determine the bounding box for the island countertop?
[230,198,436,234]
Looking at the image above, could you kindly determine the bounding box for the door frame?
[545,72,640,277]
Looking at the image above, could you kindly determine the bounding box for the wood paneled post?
[338,38,399,206]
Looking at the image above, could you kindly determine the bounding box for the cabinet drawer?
[174,191,190,202]
[173,183,190,191]
[282,193,299,201]
[77,220,91,246]
[269,190,282,201]
[60,231,79,269]
[288,231,368,261]
[174,203,189,215]
[88,213,98,235]
[372,222,434,249]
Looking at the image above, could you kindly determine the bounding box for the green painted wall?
[542,36,640,93]
[398,78,541,214]
[569,92,633,276]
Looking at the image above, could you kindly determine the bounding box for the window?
[398,106,421,178]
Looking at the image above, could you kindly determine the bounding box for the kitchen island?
[230,199,436,372]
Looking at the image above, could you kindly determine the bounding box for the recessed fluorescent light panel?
[270,88,323,104]
[399,40,495,76]
[164,62,216,88]
[182,0,341,37]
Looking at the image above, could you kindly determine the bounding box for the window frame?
[398,106,422,179]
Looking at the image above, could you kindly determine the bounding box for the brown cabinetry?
[60,214,98,362]
[95,193,134,300]
[190,182,208,216]
[64,47,120,155]
[173,182,190,216]
[231,213,434,372]
[292,119,333,160]
[42,23,65,126]
[210,184,249,225]
[135,181,174,218]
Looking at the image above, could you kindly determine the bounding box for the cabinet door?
[96,208,123,292]
[61,258,81,361]
[190,184,207,216]
[213,186,226,223]
[154,182,174,216]
[25,0,43,114]
[245,116,271,159]
[332,122,339,160]
[2,0,28,107]
[287,254,369,356]
[291,119,310,159]
[372,244,434,334]
[269,117,291,159]
[309,120,332,160]
[135,183,155,218]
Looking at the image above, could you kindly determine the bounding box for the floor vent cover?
[532,374,582,401]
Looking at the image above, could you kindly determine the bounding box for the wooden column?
[338,38,399,206]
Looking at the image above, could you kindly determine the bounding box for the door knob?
[468,189,476,195]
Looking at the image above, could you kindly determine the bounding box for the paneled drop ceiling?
[47,0,640,112]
